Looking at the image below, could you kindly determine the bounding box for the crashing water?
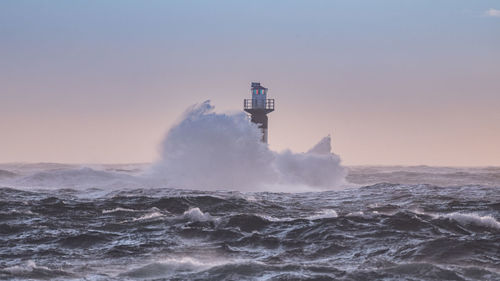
[0,102,499,280]
[149,101,346,190]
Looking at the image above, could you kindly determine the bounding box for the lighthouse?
[244,82,275,143]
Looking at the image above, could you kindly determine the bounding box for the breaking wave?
[182,207,214,222]
[306,209,339,220]
[121,257,232,279]
[133,211,164,221]
[2,260,74,279]
[438,212,500,230]
[149,100,346,191]
[102,207,137,214]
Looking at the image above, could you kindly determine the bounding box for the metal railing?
[244,99,275,110]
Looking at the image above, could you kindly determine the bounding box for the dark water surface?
[1,181,499,280]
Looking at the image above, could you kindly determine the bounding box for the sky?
[1,0,499,166]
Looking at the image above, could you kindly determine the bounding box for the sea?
[0,163,499,281]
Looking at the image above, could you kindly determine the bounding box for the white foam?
[149,101,346,191]
[2,260,69,277]
[102,207,137,214]
[1,209,35,215]
[123,256,235,278]
[133,211,164,221]
[182,207,213,222]
[306,209,338,220]
[346,211,370,218]
[4,260,45,274]
[258,214,295,222]
[440,212,500,230]
[161,256,226,268]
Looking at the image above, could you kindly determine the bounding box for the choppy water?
[0,165,499,280]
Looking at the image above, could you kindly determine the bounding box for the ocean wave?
[2,260,74,279]
[226,214,271,232]
[0,169,17,179]
[121,257,231,278]
[258,214,296,222]
[133,211,164,221]
[58,232,115,248]
[253,210,338,222]
[306,209,338,220]
[438,212,500,230]
[7,167,142,189]
[346,211,371,219]
[102,207,137,214]
[1,182,499,280]
[0,223,30,235]
[182,207,214,222]
[0,208,35,216]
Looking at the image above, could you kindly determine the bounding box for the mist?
[149,101,346,191]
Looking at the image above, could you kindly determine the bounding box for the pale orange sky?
[1,1,499,166]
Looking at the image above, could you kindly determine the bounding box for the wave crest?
[182,207,214,222]
[440,212,500,230]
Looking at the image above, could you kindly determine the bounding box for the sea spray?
[150,101,277,189]
[150,101,346,190]
[274,136,345,187]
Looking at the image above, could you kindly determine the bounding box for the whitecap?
[4,260,72,278]
[440,212,500,230]
[133,211,164,221]
[4,260,45,274]
[102,207,137,214]
[122,257,232,278]
[346,211,370,218]
[182,207,213,222]
[306,209,338,220]
[258,214,294,222]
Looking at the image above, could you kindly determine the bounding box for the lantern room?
[251,82,268,108]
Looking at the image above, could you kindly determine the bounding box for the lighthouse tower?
[244,82,275,143]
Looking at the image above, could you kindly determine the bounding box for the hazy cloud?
[485,8,500,17]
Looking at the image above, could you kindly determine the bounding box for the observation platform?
[243,99,275,114]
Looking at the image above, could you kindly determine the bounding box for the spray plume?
[150,101,346,191]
